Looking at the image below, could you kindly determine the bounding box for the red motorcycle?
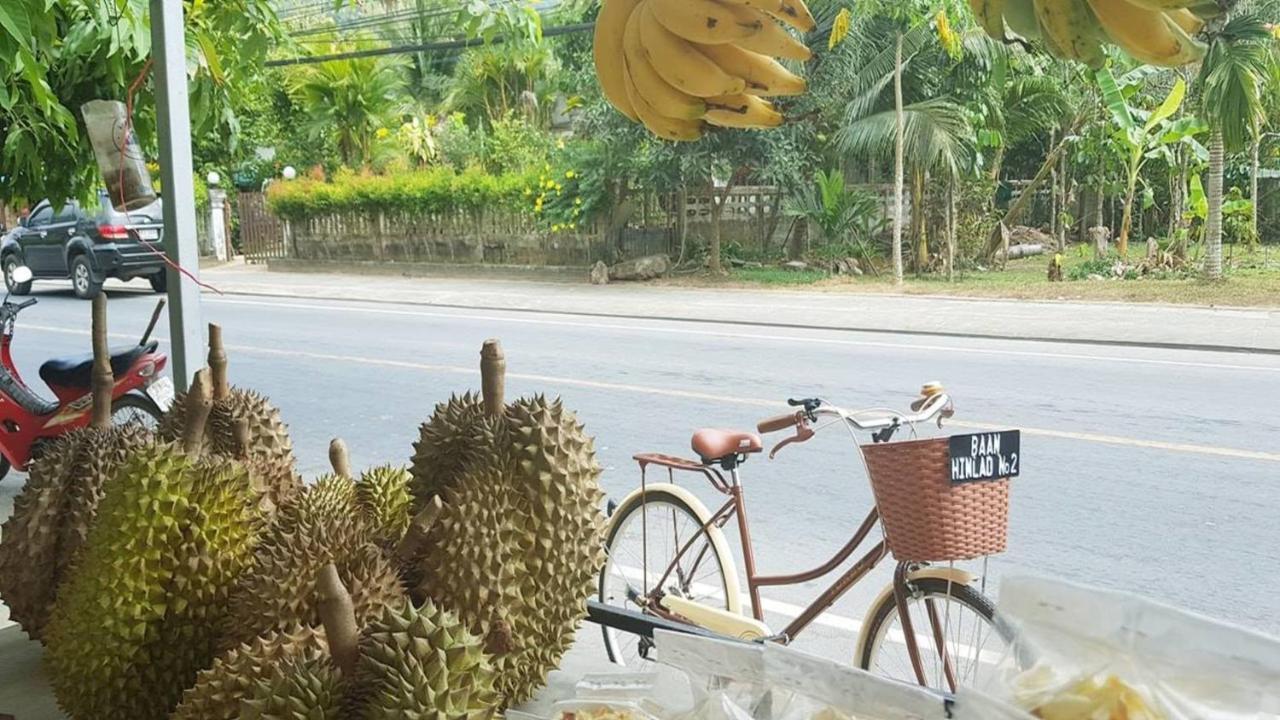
[0,266,173,480]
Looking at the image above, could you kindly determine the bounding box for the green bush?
[266,166,539,220]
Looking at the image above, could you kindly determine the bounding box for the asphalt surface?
[4,278,1280,667]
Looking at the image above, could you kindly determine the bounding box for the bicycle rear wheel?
[599,486,736,666]
[858,577,1013,693]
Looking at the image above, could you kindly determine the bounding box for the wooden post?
[329,438,351,477]
[181,369,214,456]
[208,323,229,401]
[90,294,114,429]
[316,564,359,676]
[480,340,505,417]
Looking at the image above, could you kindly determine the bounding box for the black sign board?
[949,430,1020,484]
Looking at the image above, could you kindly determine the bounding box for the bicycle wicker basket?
[860,436,1009,563]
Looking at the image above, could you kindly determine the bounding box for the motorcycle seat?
[39,341,159,390]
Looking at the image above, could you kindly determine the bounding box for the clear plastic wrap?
[955,576,1280,720]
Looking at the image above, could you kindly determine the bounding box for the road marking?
[203,296,1280,374]
[25,324,1280,463]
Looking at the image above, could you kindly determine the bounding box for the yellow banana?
[696,42,807,96]
[1003,0,1041,38]
[1033,0,1105,67]
[1116,0,1201,9]
[638,5,748,97]
[593,0,642,121]
[734,13,813,61]
[705,93,784,128]
[648,0,763,44]
[623,59,705,141]
[969,0,1007,40]
[1087,0,1207,66]
[623,5,707,119]
[1166,7,1205,34]
[717,0,817,32]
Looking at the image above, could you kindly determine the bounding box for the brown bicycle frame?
[633,454,956,692]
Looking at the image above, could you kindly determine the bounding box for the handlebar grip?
[758,412,799,434]
[18,299,37,310]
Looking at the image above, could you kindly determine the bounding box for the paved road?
[4,279,1279,666]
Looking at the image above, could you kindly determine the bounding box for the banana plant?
[1097,67,1187,257]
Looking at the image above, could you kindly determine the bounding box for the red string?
[118,59,223,295]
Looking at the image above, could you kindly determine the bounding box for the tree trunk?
[981,129,1076,260]
[675,186,689,266]
[1049,130,1059,243]
[1117,167,1137,258]
[1205,127,1224,280]
[913,171,927,272]
[1057,142,1069,251]
[987,146,1004,181]
[947,180,956,282]
[708,176,737,274]
[1250,129,1260,248]
[892,32,905,285]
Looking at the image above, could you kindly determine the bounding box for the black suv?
[1,192,167,299]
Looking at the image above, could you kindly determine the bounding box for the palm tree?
[287,37,409,167]
[1196,12,1272,279]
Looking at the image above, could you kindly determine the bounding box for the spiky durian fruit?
[43,442,261,719]
[221,475,406,650]
[171,626,329,720]
[0,294,150,641]
[241,658,344,720]
[159,324,295,471]
[352,600,500,720]
[409,392,489,507]
[355,465,413,550]
[408,341,606,704]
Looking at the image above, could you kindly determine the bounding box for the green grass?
[667,245,1280,307]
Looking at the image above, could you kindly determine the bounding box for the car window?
[27,206,53,227]
[53,202,80,223]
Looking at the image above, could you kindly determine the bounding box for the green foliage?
[486,114,555,174]
[1067,255,1118,280]
[785,169,887,246]
[266,167,537,220]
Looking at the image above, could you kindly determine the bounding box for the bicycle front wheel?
[858,577,1012,693]
[599,486,737,666]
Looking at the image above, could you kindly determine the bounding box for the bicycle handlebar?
[757,386,954,451]
[757,412,800,434]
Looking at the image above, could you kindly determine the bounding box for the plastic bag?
[955,576,1280,720]
[81,100,157,211]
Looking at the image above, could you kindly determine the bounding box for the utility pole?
[149,0,204,392]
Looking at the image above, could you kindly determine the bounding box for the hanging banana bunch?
[969,0,1212,67]
[593,0,814,141]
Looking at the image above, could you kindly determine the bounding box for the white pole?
[149,0,204,392]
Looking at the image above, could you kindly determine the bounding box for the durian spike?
[394,495,443,566]
[315,563,359,675]
[208,323,230,401]
[232,418,252,460]
[328,438,351,477]
[480,339,505,417]
[90,293,113,429]
[182,369,215,455]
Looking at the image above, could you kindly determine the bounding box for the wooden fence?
[239,191,286,263]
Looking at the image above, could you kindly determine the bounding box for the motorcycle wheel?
[112,392,163,432]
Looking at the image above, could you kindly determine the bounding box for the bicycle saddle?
[692,429,762,464]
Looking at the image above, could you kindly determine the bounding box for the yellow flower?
[556,139,566,150]
[545,179,556,189]
[565,170,576,179]
[829,8,851,50]
[574,198,582,205]
[524,187,533,196]
[935,9,960,58]
[375,127,390,139]
[570,222,577,229]
[554,183,563,192]
[544,163,552,172]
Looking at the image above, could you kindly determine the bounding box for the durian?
[171,626,330,720]
[43,370,263,720]
[355,464,413,550]
[409,340,607,704]
[159,323,297,475]
[353,599,500,720]
[0,294,150,640]
[241,658,344,720]
[221,449,407,650]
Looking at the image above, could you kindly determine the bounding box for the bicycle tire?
[857,577,1013,692]
[599,486,736,665]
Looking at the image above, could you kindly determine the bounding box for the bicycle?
[598,384,1018,694]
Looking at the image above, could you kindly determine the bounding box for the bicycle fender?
[852,566,979,665]
[608,482,744,615]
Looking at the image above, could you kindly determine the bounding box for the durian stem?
[316,564,359,676]
[181,369,214,456]
[90,293,113,429]
[208,323,230,401]
[394,495,443,566]
[328,438,351,477]
[232,418,251,460]
[480,339,505,417]
[485,617,514,657]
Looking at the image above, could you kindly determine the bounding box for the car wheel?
[70,255,102,300]
[3,256,32,296]
[148,270,167,293]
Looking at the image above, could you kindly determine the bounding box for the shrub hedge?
[266,167,540,221]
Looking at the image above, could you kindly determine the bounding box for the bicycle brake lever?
[769,424,815,459]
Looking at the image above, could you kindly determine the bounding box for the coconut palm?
[1196,12,1272,279]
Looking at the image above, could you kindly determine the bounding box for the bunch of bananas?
[969,0,1212,67]
[593,0,815,142]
